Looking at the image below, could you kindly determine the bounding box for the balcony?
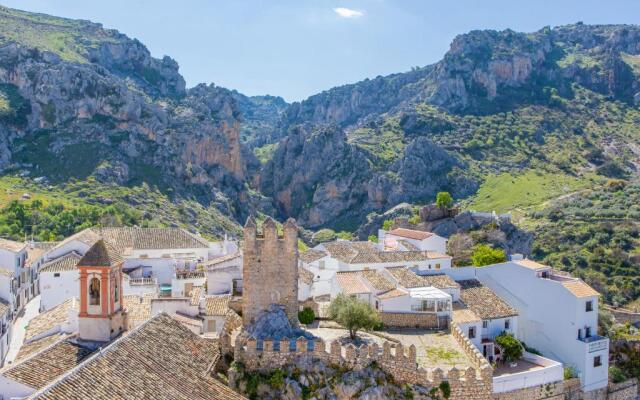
[129,277,158,286]
[578,334,608,353]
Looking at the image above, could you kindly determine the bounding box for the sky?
[2,0,640,102]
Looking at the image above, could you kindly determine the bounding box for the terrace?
[492,352,563,393]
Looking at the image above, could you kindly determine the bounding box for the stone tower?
[242,216,299,327]
[77,240,127,342]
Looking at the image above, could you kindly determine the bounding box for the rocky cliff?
[260,23,640,229]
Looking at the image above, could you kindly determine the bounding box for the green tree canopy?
[471,244,507,267]
[328,294,380,340]
[495,333,523,362]
[436,191,454,209]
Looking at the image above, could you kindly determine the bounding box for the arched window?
[89,277,100,305]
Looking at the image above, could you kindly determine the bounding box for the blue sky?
[3,0,640,101]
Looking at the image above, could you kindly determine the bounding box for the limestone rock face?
[244,304,313,341]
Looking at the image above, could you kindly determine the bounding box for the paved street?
[5,295,40,364]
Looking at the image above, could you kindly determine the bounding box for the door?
[207,319,216,333]
[184,282,193,297]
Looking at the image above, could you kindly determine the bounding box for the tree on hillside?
[471,244,506,267]
[328,294,380,340]
[436,192,453,209]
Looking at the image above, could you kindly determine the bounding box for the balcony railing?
[129,277,158,286]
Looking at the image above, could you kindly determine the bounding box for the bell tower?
[77,239,127,342]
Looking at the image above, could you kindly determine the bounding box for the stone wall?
[451,323,492,369]
[242,217,299,327]
[225,333,494,400]
[493,380,565,400]
[605,378,638,400]
[378,311,445,329]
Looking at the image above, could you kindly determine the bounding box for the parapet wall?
[451,323,492,370]
[378,312,446,329]
[224,333,494,400]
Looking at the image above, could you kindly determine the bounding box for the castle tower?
[242,216,299,327]
[77,240,127,342]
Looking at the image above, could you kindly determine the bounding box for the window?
[468,327,476,339]
[482,320,488,329]
[89,277,101,306]
[585,326,591,338]
[577,328,582,340]
[505,319,511,330]
[53,273,60,278]
[586,301,593,312]
[435,263,441,270]
[375,300,379,310]
[319,260,325,270]
[593,355,602,367]
[428,264,432,270]
[114,276,119,303]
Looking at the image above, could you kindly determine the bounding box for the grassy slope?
[0,5,121,63]
[0,176,241,240]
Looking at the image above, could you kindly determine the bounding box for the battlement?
[242,216,299,327]
[224,333,493,391]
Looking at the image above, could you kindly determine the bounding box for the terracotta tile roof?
[204,295,231,316]
[388,228,434,241]
[0,238,26,252]
[562,280,600,298]
[0,298,9,316]
[299,249,328,263]
[385,267,459,289]
[377,288,408,300]
[25,247,47,268]
[25,299,77,342]
[299,265,314,285]
[514,259,550,271]
[171,312,203,329]
[335,272,371,295]
[32,242,60,251]
[54,227,210,254]
[122,294,153,327]
[202,252,241,269]
[190,286,204,306]
[361,270,395,292]
[40,252,81,273]
[452,304,482,324]
[458,280,518,320]
[3,337,94,390]
[323,241,450,264]
[77,240,123,267]
[16,334,70,362]
[31,313,245,400]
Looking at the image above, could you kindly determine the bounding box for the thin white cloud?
[333,7,364,18]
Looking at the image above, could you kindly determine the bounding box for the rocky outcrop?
[261,125,373,228]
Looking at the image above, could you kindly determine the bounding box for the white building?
[303,240,452,298]
[0,238,28,314]
[203,252,242,295]
[475,259,609,393]
[171,270,206,298]
[379,228,448,254]
[39,252,82,311]
[0,300,11,366]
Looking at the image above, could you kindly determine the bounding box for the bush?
[564,366,577,380]
[495,332,523,362]
[609,366,627,383]
[471,244,507,267]
[368,234,377,243]
[328,294,380,340]
[298,307,315,325]
[436,192,454,209]
[382,219,394,230]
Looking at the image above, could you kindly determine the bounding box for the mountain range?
[0,6,639,304]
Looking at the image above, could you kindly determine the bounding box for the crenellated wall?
[224,333,494,400]
[451,323,492,370]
